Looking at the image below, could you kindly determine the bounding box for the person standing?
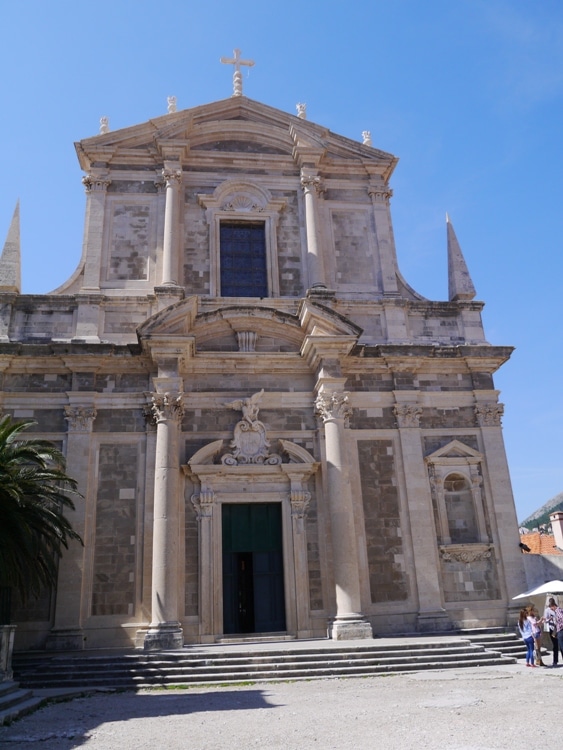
[544,598,563,667]
[518,607,536,667]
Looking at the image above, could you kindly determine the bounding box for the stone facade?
[0,94,526,650]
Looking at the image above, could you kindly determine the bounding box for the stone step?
[0,682,42,726]
[13,639,515,691]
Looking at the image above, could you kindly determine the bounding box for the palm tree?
[0,415,82,619]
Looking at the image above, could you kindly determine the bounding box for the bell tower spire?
[0,201,21,293]
[447,213,476,301]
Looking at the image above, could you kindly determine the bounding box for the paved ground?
[0,661,561,749]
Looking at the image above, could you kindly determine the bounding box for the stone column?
[394,399,450,631]
[300,170,327,289]
[315,388,372,639]
[144,391,185,650]
[367,184,399,297]
[47,404,97,651]
[190,489,215,641]
[475,402,526,612]
[81,173,111,291]
[289,489,312,638]
[160,167,182,287]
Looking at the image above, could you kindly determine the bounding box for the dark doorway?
[222,503,286,634]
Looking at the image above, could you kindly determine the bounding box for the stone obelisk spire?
[0,201,21,293]
[447,213,476,301]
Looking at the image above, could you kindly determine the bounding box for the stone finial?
[0,201,21,293]
[167,96,177,114]
[220,48,255,97]
[362,130,372,146]
[99,116,109,135]
[447,214,476,301]
[296,103,307,119]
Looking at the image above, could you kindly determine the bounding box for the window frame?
[198,180,286,298]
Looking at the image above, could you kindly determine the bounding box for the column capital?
[314,389,351,424]
[367,185,393,204]
[290,490,311,520]
[82,175,111,193]
[190,490,215,519]
[161,167,183,186]
[394,403,422,428]
[64,406,97,432]
[475,403,504,427]
[300,172,325,197]
[149,391,185,424]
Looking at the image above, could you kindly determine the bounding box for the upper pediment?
[75,96,397,178]
[136,296,362,357]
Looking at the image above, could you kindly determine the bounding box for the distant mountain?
[520,491,563,530]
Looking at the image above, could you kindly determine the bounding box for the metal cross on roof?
[220,48,255,97]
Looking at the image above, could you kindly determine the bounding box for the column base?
[328,616,373,640]
[417,610,453,633]
[45,628,86,651]
[306,286,335,300]
[143,623,184,651]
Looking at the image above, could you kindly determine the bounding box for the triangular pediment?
[426,439,482,461]
[75,96,397,175]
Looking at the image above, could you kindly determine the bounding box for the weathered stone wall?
[107,204,151,281]
[440,556,500,602]
[184,500,199,618]
[331,209,375,287]
[357,439,408,603]
[275,191,303,297]
[91,443,138,616]
[305,484,323,611]
[93,409,146,433]
[183,202,211,295]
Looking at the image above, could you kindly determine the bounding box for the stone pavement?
[0,659,561,749]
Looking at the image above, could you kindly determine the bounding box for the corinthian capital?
[394,403,422,428]
[290,490,311,520]
[150,392,185,423]
[64,406,97,432]
[300,173,325,197]
[315,390,352,423]
[82,175,111,193]
[475,403,504,427]
[190,490,215,519]
[161,167,183,186]
[367,186,393,204]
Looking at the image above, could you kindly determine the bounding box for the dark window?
[220,222,268,297]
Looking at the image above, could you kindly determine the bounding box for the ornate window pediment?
[198,180,287,297]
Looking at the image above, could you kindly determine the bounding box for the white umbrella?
[512,580,563,599]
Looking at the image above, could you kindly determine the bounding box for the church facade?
[0,91,526,651]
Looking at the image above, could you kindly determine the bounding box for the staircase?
[0,681,42,726]
[13,637,516,692]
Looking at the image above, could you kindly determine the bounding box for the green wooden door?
[222,503,286,634]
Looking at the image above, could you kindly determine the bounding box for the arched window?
[444,473,478,544]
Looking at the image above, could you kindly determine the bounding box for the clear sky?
[1,0,562,522]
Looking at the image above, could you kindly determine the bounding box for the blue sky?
[1,0,562,522]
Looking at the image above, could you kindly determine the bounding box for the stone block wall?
[91,443,138,617]
[357,439,408,603]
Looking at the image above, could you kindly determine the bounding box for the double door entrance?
[222,503,286,635]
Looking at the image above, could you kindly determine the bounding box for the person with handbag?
[544,598,563,667]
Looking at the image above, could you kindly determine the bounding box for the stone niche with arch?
[425,439,500,603]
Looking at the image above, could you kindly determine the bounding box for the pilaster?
[475,397,526,614]
[367,181,399,296]
[46,400,97,651]
[393,393,451,632]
